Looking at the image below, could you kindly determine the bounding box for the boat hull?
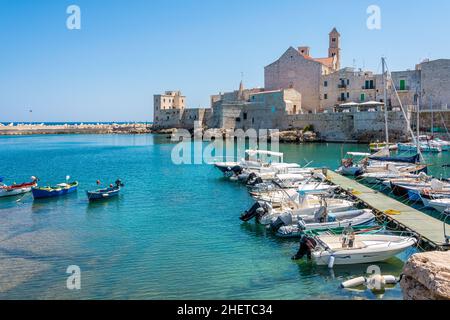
[0,187,32,198]
[312,236,417,266]
[32,183,78,199]
[87,188,120,201]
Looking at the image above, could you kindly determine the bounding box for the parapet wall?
[284,110,411,142]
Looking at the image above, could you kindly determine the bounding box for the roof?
[329,27,340,36]
[313,57,335,69]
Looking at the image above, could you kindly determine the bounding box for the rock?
[400,251,450,300]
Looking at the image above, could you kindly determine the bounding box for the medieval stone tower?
[328,28,341,70]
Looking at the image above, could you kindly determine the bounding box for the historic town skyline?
[1,0,450,122]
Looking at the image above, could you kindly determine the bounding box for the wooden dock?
[324,170,450,251]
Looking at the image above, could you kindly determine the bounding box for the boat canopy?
[359,101,384,106]
[369,153,420,164]
[347,152,371,157]
[276,173,304,180]
[245,150,284,158]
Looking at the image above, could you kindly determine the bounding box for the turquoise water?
[0,134,448,300]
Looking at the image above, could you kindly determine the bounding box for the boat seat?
[319,236,368,250]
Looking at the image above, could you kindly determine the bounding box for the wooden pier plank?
[325,170,450,249]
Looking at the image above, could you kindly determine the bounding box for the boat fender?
[383,275,398,285]
[340,277,366,289]
[328,256,335,269]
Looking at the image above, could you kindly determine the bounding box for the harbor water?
[0,134,448,300]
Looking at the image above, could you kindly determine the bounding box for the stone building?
[264,28,340,113]
[153,91,186,128]
[320,68,383,111]
[152,90,211,129]
[320,59,450,111]
[210,82,302,130]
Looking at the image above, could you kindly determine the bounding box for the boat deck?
[323,170,450,250]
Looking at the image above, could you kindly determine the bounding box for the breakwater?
[0,123,152,135]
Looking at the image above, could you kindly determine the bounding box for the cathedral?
[264,28,341,112]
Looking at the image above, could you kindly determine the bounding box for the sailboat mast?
[382,57,389,145]
[417,95,420,155]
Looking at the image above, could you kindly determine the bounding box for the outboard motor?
[292,236,317,261]
[270,212,294,231]
[115,179,124,187]
[240,202,267,222]
[230,165,243,175]
[246,172,263,186]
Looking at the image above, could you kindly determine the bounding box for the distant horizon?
[1,0,449,122]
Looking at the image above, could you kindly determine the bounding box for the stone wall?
[421,59,450,109]
[412,110,450,136]
[283,110,410,142]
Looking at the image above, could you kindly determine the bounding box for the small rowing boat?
[0,177,38,198]
[86,179,124,202]
[32,181,78,199]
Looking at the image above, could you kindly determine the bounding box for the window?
[236,117,241,122]
[324,81,328,87]
[400,79,406,90]
[243,112,247,120]
[332,38,336,42]
[252,118,255,124]
[347,79,350,85]
[360,93,365,102]
[324,94,328,100]
[347,92,350,98]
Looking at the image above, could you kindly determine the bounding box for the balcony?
[338,84,347,89]
[362,86,376,90]
[337,97,347,102]
[396,85,410,91]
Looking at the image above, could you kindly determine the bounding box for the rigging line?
[384,60,425,163]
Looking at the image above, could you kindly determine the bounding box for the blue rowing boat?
[87,179,124,202]
[32,182,78,199]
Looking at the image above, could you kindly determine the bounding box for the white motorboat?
[275,209,375,238]
[213,149,301,176]
[398,142,441,153]
[241,196,356,225]
[293,234,417,266]
[423,198,450,213]
[250,183,338,204]
[432,138,450,151]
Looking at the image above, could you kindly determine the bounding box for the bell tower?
[328,27,341,70]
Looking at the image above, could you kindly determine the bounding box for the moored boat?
[32,181,78,199]
[0,177,38,198]
[87,179,124,201]
[275,209,375,237]
[292,234,417,266]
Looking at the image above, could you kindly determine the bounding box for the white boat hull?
[0,187,32,198]
[312,235,417,266]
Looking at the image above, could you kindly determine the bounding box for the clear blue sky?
[1,0,449,122]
